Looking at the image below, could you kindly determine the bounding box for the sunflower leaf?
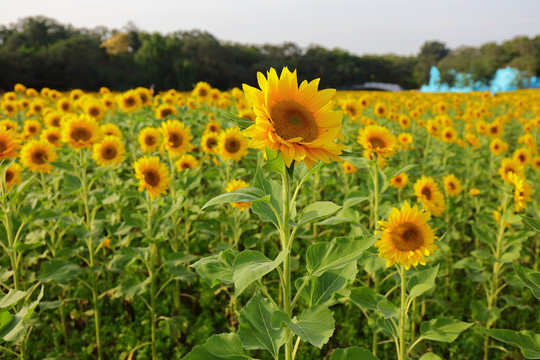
[329,347,380,360]
[520,215,540,232]
[290,201,341,227]
[202,187,266,210]
[407,265,439,299]
[419,318,473,343]
[221,111,254,131]
[513,263,540,299]
[478,328,540,359]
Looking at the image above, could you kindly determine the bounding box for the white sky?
[1,0,539,56]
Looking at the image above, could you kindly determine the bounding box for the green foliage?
[418,318,473,343]
[329,347,379,360]
[478,328,540,359]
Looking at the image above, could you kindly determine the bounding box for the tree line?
[1,16,539,92]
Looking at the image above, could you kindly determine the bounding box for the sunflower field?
[0,68,539,360]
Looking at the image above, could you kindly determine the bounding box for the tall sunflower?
[161,119,193,157]
[62,115,101,149]
[92,136,125,167]
[242,67,346,169]
[375,201,438,270]
[218,127,248,162]
[192,82,211,102]
[133,156,170,198]
[138,127,161,153]
[20,139,58,173]
[358,125,397,158]
[0,126,20,160]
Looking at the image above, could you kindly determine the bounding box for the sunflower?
[133,156,170,198]
[373,102,387,118]
[92,136,125,167]
[390,173,408,188]
[489,138,508,156]
[20,139,57,173]
[225,179,251,211]
[29,100,45,115]
[218,127,249,162]
[532,156,540,171]
[62,115,101,149]
[57,98,72,113]
[443,174,462,197]
[138,127,161,153]
[85,101,106,120]
[3,92,17,102]
[513,148,531,167]
[242,67,346,169]
[0,126,20,160]
[201,132,220,154]
[100,123,123,139]
[342,99,360,121]
[192,82,212,102]
[413,176,445,217]
[441,127,457,143]
[136,87,152,107]
[398,115,411,129]
[175,154,199,172]
[469,188,481,196]
[161,119,193,157]
[14,83,26,93]
[0,119,18,132]
[2,162,22,191]
[498,158,524,183]
[2,102,18,116]
[25,88,38,97]
[205,120,221,134]
[508,173,533,213]
[70,89,84,101]
[358,125,397,158]
[486,122,503,138]
[342,161,357,174]
[40,128,63,148]
[23,119,41,138]
[155,104,177,120]
[398,133,413,149]
[102,95,116,111]
[118,90,142,113]
[375,201,438,270]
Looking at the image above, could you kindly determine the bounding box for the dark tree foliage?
[0,16,539,92]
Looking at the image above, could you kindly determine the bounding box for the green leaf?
[191,249,237,287]
[35,209,63,221]
[39,260,82,285]
[521,215,540,232]
[299,262,357,307]
[238,294,285,359]
[233,249,288,297]
[0,286,43,343]
[389,164,417,178]
[419,318,473,343]
[514,263,540,299]
[306,235,377,277]
[470,300,500,327]
[349,286,385,311]
[102,193,120,205]
[407,265,439,299]
[51,161,75,172]
[221,110,254,131]
[419,353,442,360]
[167,265,195,282]
[120,278,150,300]
[377,300,401,319]
[251,168,282,227]
[291,201,341,227]
[330,347,380,360]
[271,306,335,348]
[205,333,252,359]
[0,290,27,311]
[478,328,540,359]
[262,149,286,174]
[202,187,266,210]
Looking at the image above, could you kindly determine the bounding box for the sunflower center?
[168,133,183,148]
[346,105,357,116]
[61,102,70,111]
[209,125,218,132]
[29,126,38,134]
[140,94,148,104]
[448,182,455,190]
[198,88,208,97]
[181,162,191,169]
[421,186,432,200]
[395,177,402,183]
[270,100,318,142]
[490,127,497,134]
[125,97,136,107]
[5,170,14,182]
[71,127,92,142]
[225,138,240,153]
[89,107,100,117]
[51,118,61,127]
[144,170,160,187]
[206,138,217,148]
[47,134,59,143]
[161,109,172,117]
[0,140,6,153]
[368,136,385,149]
[145,135,156,146]
[32,150,47,164]
[518,154,525,163]
[101,145,117,160]
[391,222,424,251]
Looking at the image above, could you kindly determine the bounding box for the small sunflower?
[23,119,42,138]
[40,128,63,148]
[469,188,481,196]
[85,101,106,120]
[201,132,220,154]
[0,126,20,160]
[441,127,458,143]
[92,136,125,167]
[155,104,177,120]
[100,123,123,139]
[44,111,63,128]
[2,102,18,116]
[342,161,357,174]
[2,162,22,191]
[175,154,199,172]
[138,127,162,153]
[390,173,408,189]
[443,174,462,197]
[192,82,212,102]
[498,158,524,183]
[413,176,445,217]
[357,125,397,158]
[118,90,142,113]
[218,127,249,162]
[205,120,221,134]
[375,201,438,270]
[133,156,170,198]
[136,87,152,107]
[20,139,57,173]
[373,102,387,118]
[342,99,360,121]
[242,67,346,169]
[398,132,413,149]
[513,148,531,167]
[161,119,193,157]
[532,156,540,171]
[0,120,18,132]
[486,122,503,138]
[489,138,508,156]
[56,98,72,113]
[62,115,101,149]
[508,173,533,213]
[226,179,251,211]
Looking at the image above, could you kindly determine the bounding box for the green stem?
[150,243,158,360]
[398,265,407,360]
[281,171,292,360]
[371,159,380,230]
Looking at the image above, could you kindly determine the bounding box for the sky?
[1,0,539,56]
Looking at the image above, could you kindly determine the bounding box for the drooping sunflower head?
[100,123,123,139]
[225,179,251,211]
[0,126,20,160]
[92,136,125,168]
[218,127,249,162]
[62,115,101,149]
[160,119,193,157]
[138,127,162,153]
[443,174,462,197]
[155,104,177,120]
[20,139,58,173]
[175,154,199,172]
[242,67,346,168]
[133,156,170,198]
[357,125,397,158]
[390,172,408,189]
[342,161,357,174]
[2,162,22,191]
[23,119,42,139]
[375,201,438,270]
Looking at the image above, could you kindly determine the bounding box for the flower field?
[0,68,539,360]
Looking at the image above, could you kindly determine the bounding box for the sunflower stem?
[371,159,380,230]
[280,170,293,360]
[398,265,407,360]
